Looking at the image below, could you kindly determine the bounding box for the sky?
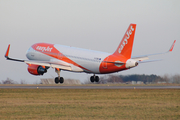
[0,0,180,84]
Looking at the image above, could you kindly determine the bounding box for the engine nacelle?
[27,64,47,75]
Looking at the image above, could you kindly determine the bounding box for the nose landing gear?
[90,75,99,83]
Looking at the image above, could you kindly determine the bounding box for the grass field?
[0,89,180,119]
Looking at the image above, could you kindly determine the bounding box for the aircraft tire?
[90,76,94,83]
[60,77,64,84]
[55,77,59,84]
[95,76,99,82]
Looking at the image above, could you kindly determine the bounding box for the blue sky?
[0,0,180,83]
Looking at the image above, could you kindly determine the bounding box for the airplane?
[5,23,176,84]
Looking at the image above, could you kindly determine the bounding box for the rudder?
[113,24,136,59]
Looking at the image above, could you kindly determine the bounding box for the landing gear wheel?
[90,75,99,83]
[60,77,64,84]
[95,76,99,82]
[90,76,94,83]
[55,68,64,84]
[55,77,59,84]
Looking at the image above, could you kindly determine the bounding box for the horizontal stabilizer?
[103,61,125,65]
[138,59,162,64]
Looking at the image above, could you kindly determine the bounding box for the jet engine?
[27,64,47,75]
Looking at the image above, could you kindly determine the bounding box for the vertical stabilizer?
[113,24,136,59]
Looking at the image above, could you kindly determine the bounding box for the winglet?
[5,44,10,58]
[4,44,24,62]
[169,40,176,52]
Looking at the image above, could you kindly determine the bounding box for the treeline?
[1,74,180,84]
[97,74,180,84]
[0,78,18,84]
[0,78,41,84]
[119,74,163,83]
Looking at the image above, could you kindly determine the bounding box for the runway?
[0,85,180,89]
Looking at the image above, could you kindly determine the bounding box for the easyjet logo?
[36,46,53,52]
[118,26,134,53]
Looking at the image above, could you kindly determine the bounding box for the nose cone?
[125,59,138,68]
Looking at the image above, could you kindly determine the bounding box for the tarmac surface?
[0,85,180,89]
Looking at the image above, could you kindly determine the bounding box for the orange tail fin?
[113,24,136,59]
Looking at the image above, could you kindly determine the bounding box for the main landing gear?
[55,68,64,84]
[90,75,99,83]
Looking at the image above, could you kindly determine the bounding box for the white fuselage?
[26,44,111,74]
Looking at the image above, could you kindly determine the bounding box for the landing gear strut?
[55,68,64,84]
[90,75,99,83]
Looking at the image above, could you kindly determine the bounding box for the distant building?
[137,81,144,84]
[157,81,167,84]
[132,81,136,84]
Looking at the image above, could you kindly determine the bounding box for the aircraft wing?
[131,40,176,63]
[5,44,72,71]
[24,60,72,71]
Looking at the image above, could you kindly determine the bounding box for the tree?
[20,79,27,84]
[2,78,18,84]
[107,75,123,83]
[172,74,180,84]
